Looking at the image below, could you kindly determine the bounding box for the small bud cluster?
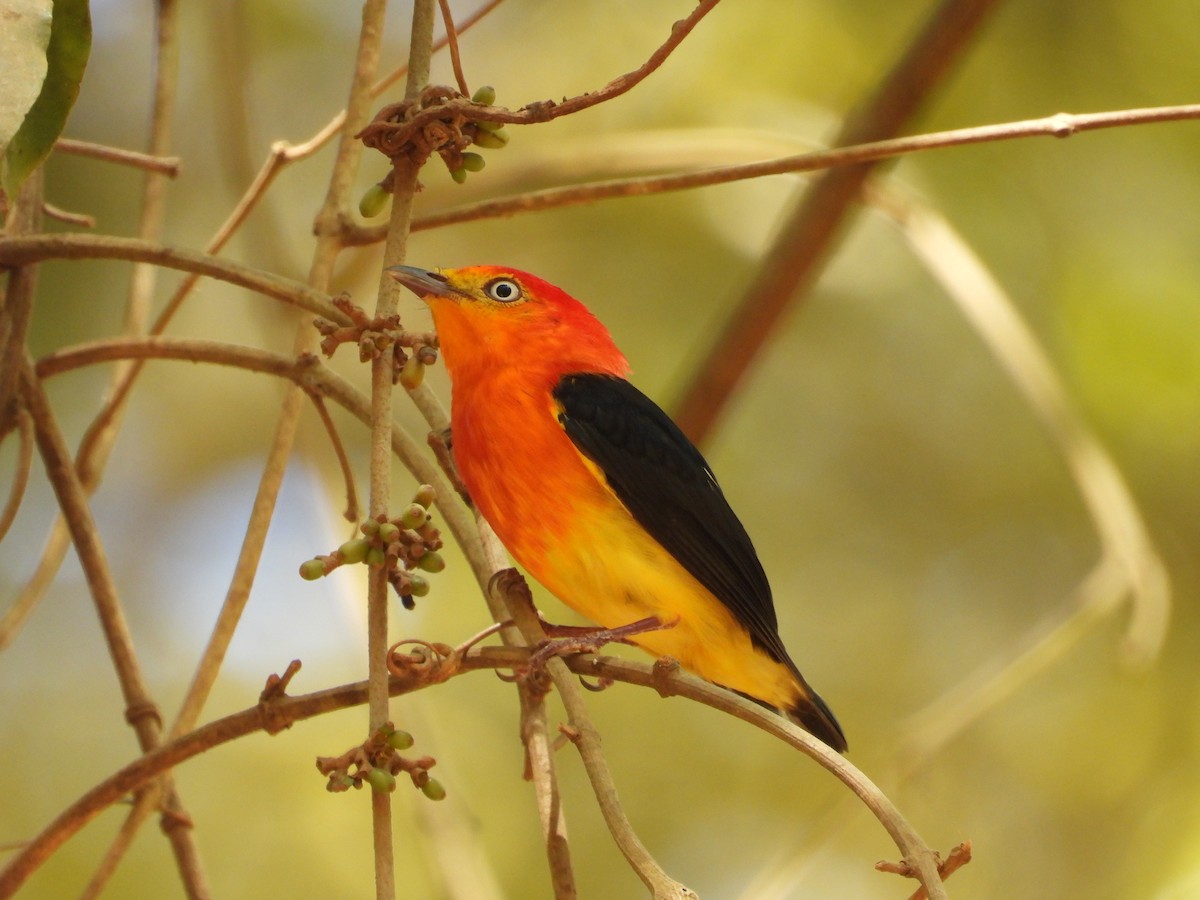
[299,484,444,609]
[316,722,445,801]
[445,85,510,184]
[312,293,438,386]
[357,83,512,214]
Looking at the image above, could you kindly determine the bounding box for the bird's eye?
[484,278,522,303]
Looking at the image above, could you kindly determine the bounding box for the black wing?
[553,373,791,666]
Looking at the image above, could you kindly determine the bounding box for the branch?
[361,0,722,151]
[0,646,954,899]
[312,103,1200,243]
[54,138,182,176]
[0,234,351,324]
[488,569,692,899]
[32,334,478,561]
[0,407,33,543]
[361,1,438,895]
[16,355,204,893]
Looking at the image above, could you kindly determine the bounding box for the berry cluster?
[300,484,444,609]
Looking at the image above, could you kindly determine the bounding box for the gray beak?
[386,265,456,298]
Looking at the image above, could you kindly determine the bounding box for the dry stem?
[0,645,957,899]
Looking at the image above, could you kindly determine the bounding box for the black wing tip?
[788,691,848,754]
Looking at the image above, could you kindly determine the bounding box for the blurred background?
[3,0,1199,896]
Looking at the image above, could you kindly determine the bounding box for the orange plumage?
[389,264,846,751]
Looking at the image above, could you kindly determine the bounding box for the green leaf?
[1,0,91,198]
[0,1,52,147]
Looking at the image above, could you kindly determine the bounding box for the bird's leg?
[526,616,671,673]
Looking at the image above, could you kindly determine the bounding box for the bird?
[388,264,847,752]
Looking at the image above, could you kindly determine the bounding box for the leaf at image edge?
[1,0,91,198]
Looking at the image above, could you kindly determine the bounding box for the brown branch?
[309,102,1200,244]
[54,138,182,176]
[17,354,202,893]
[672,0,1004,443]
[40,202,95,228]
[310,395,360,522]
[363,0,438,894]
[875,840,972,899]
[30,336,471,549]
[365,0,723,146]
[488,569,691,899]
[0,234,351,324]
[270,0,508,167]
[438,0,470,95]
[486,571,578,897]
[0,646,953,899]
[0,407,33,544]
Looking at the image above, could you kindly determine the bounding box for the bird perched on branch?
[388,264,846,752]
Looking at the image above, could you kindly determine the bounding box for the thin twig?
[368,0,723,141]
[269,0,507,166]
[518,680,578,898]
[0,404,33,544]
[31,337,458,538]
[169,387,308,741]
[54,138,182,176]
[309,395,360,522]
[874,190,1169,764]
[364,0,438,893]
[0,647,954,899]
[488,568,688,898]
[324,103,1200,242]
[437,0,470,95]
[484,570,580,896]
[0,234,350,323]
[40,202,95,227]
[17,354,202,893]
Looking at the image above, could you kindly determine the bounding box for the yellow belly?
[453,391,800,710]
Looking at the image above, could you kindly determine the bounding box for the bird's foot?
[526,616,669,673]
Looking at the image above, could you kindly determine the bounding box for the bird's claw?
[523,616,669,675]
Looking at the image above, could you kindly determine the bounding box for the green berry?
[399,356,425,390]
[476,119,504,133]
[421,777,446,801]
[449,167,468,184]
[413,485,436,509]
[461,152,486,173]
[361,519,380,536]
[387,729,415,750]
[365,547,386,567]
[408,573,430,597]
[416,551,445,573]
[472,127,509,149]
[399,503,428,529]
[377,522,400,543]
[365,768,396,794]
[471,85,496,105]
[338,538,370,564]
[358,183,390,218]
[299,559,327,580]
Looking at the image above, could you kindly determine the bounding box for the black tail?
[786,687,848,753]
[734,684,848,753]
